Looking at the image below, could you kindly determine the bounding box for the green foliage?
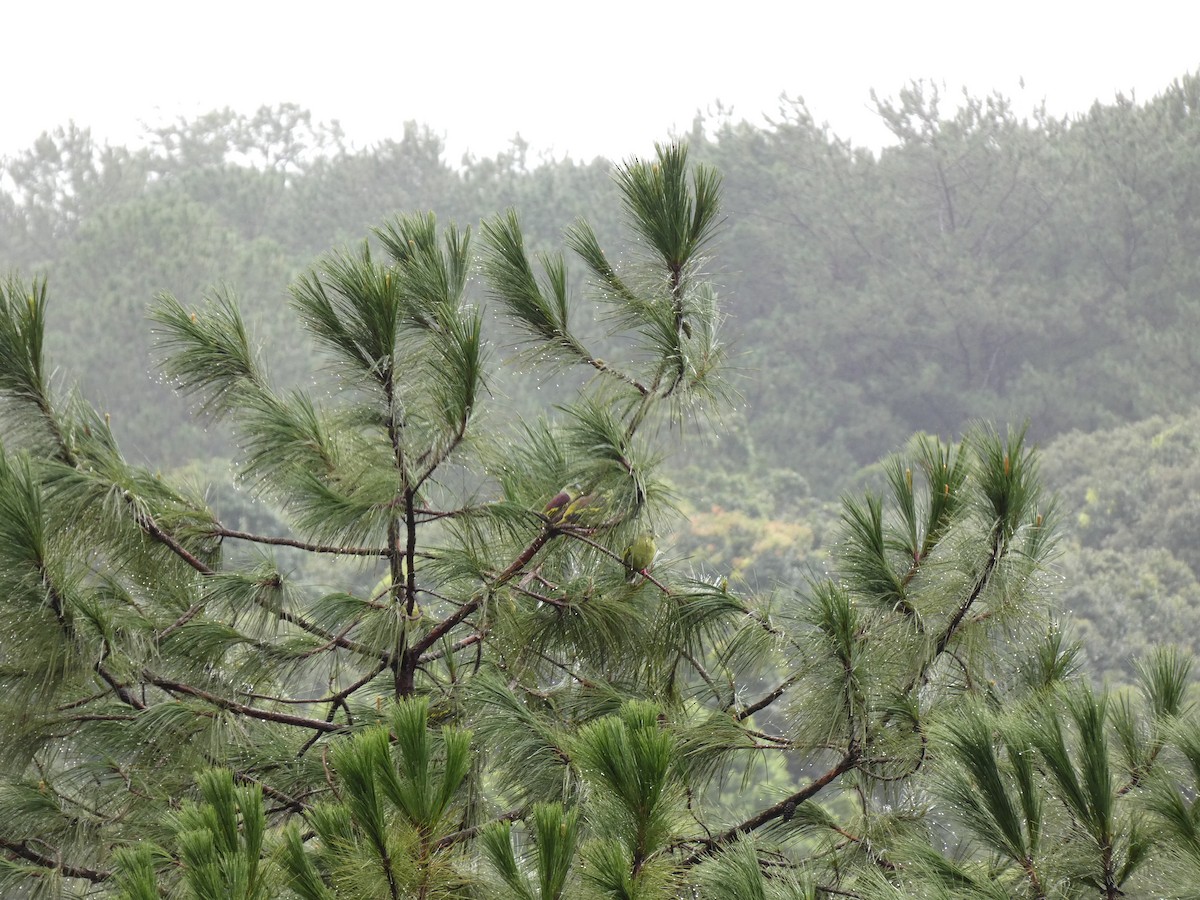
[691,837,816,900]
[613,142,722,272]
[1039,412,1200,678]
[277,698,473,899]
[4,107,1200,899]
[174,770,272,900]
[936,701,1043,873]
[573,701,684,883]
[479,802,581,900]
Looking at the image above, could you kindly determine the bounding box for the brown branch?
[828,824,897,872]
[419,632,484,665]
[913,528,1004,699]
[135,507,214,574]
[1118,740,1165,797]
[684,750,859,864]
[95,662,146,711]
[680,648,724,702]
[94,682,313,814]
[641,569,670,593]
[0,836,109,883]
[39,558,148,715]
[125,493,383,661]
[742,727,793,747]
[157,582,387,665]
[212,525,385,557]
[244,662,390,710]
[735,672,801,722]
[157,602,208,638]
[144,672,346,733]
[407,598,482,662]
[408,528,556,659]
[744,607,807,656]
[229,769,311,815]
[934,537,999,659]
[403,487,419,618]
[555,527,620,560]
[54,690,111,712]
[817,886,864,898]
[587,356,650,395]
[533,650,601,690]
[415,417,470,490]
[433,807,526,851]
[510,583,569,609]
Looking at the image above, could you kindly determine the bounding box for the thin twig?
[212,525,385,557]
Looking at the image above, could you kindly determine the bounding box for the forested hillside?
[4,73,1200,673]
[694,76,1200,480]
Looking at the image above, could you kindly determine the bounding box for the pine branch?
[418,632,484,665]
[294,662,390,757]
[133,501,215,575]
[159,593,386,662]
[408,528,556,660]
[0,276,78,463]
[403,488,419,618]
[0,836,110,883]
[827,823,897,872]
[614,143,722,272]
[85,662,315,815]
[684,750,859,863]
[481,211,587,359]
[414,415,470,491]
[227,768,311,815]
[932,528,1002,661]
[151,288,270,420]
[681,648,726,704]
[210,525,386,557]
[95,662,147,711]
[433,807,525,852]
[591,355,652,395]
[816,886,863,899]
[144,671,347,733]
[735,672,803,722]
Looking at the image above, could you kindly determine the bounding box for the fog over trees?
[2,73,1200,896]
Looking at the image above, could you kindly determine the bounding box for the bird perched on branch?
[561,489,606,524]
[622,530,657,584]
[543,483,582,523]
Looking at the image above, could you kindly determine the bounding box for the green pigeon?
[544,483,581,523]
[369,559,409,602]
[561,489,606,525]
[622,530,657,584]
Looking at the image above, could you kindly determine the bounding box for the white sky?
[3,1,1198,164]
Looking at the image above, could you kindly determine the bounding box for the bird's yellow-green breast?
[622,530,656,583]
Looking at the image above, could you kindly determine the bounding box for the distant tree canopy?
[5,75,1200,490]
[4,142,1200,899]
[692,74,1200,482]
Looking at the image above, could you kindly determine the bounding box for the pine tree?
[0,144,1198,899]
